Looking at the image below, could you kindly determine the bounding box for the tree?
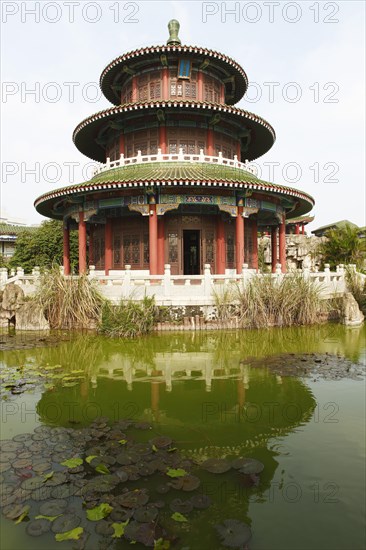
[9,220,79,273]
[318,224,366,270]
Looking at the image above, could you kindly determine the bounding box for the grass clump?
[35,267,104,329]
[345,268,366,313]
[212,283,237,322]
[236,273,326,328]
[99,296,157,338]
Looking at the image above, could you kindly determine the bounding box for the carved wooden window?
[132,235,140,264]
[204,76,221,103]
[123,235,132,265]
[170,82,176,96]
[113,236,121,266]
[143,234,149,264]
[169,141,177,154]
[168,233,178,263]
[205,232,215,265]
[177,83,183,97]
[226,233,235,266]
[121,83,132,104]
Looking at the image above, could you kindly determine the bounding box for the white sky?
[1,0,365,231]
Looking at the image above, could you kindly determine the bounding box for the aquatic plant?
[236,273,326,328]
[99,295,157,338]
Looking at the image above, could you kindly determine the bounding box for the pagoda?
[34,20,314,276]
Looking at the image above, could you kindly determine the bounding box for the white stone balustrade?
[93,149,257,177]
[0,264,356,305]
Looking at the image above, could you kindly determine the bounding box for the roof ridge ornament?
[167,19,181,46]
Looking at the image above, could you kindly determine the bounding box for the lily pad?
[171,512,188,523]
[215,519,252,548]
[86,503,113,521]
[39,499,67,516]
[3,504,30,521]
[119,489,149,508]
[238,458,264,475]
[133,506,158,523]
[95,520,114,536]
[60,457,83,468]
[26,519,51,536]
[51,484,78,499]
[124,520,158,546]
[201,458,231,474]
[31,486,53,501]
[150,436,173,449]
[111,520,130,538]
[166,468,187,478]
[180,475,201,492]
[169,498,193,514]
[189,494,212,509]
[51,513,81,534]
[55,527,84,541]
[20,476,44,491]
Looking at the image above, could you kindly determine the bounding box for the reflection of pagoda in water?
[34,20,313,276]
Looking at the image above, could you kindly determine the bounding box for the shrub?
[34,267,104,329]
[99,296,157,338]
[235,273,326,328]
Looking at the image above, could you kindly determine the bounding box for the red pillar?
[198,71,203,101]
[271,226,277,274]
[236,141,241,161]
[78,212,87,275]
[216,216,226,274]
[63,221,70,276]
[89,225,94,266]
[251,218,258,271]
[119,134,125,155]
[295,223,300,235]
[162,67,169,100]
[159,125,167,154]
[132,76,137,102]
[279,215,287,273]
[157,217,165,275]
[235,206,244,274]
[207,128,214,156]
[105,219,113,275]
[302,223,305,235]
[149,204,158,275]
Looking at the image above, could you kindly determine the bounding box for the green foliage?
[9,220,78,273]
[34,267,104,329]
[99,296,157,338]
[0,255,10,269]
[86,503,113,521]
[345,268,366,313]
[318,224,366,270]
[236,273,326,328]
[55,527,83,541]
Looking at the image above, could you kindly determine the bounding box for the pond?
[0,324,365,550]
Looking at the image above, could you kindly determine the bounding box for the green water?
[0,324,365,550]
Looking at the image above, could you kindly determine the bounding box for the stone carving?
[342,293,364,327]
[0,282,49,330]
[16,302,50,331]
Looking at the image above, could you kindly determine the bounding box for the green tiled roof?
[0,223,36,236]
[34,161,314,219]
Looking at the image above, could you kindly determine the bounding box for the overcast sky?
[1,0,365,231]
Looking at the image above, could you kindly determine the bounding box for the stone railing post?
[199,149,205,162]
[241,263,249,287]
[32,266,40,278]
[88,265,96,278]
[324,263,331,287]
[122,265,131,297]
[302,265,310,280]
[157,148,163,161]
[59,265,64,276]
[119,153,125,166]
[203,263,212,297]
[178,147,184,161]
[136,150,142,164]
[275,263,282,275]
[16,267,24,277]
[10,268,15,277]
[0,267,8,284]
[163,264,172,297]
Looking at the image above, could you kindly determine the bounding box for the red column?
[159,125,167,154]
[89,225,94,266]
[198,71,203,101]
[251,218,258,271]
[235,206,244,274]
[236,141,241,161]
[279,215,287,273]
[295,223,300,235]
[157,217,165,275]
[271,226,277,274]
[149,204,158,275]
[105,219,113,275]
[78,212,87,275]
[132,76,137,102]
[162,67,169,100]
[302,223,305,235]
[119,134,125,155]
[63,221,70,276]
[216,216,226,274]
[207,128,214,156]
